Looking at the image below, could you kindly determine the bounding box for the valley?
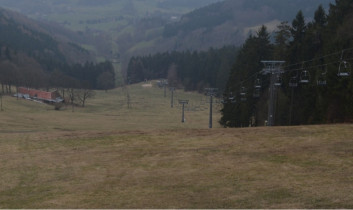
[0,1,353,208]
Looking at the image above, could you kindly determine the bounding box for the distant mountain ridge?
[0,7,92,65]
[159,0,334,51]
[0,7,115,92]
[0,0,222,62]
[0,0,335,75]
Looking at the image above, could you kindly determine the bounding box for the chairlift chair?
[254,78,262,89]
[240,87,247,102]
[229,96,237,104]
[222,92,237,104]
[338,61,351,77]
[317,79,327,86]
[289,76,298,88]
[317,69,327,86]
[300,70,310,84]
[240,87,246,96]
[274,74,282,87]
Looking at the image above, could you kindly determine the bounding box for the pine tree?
[274,21,291,60]
[291,10,306,42]
[220,26,272,127]
[314,5,327,27]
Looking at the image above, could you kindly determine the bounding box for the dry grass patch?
[0,83,352,208]
[0,125,353,208]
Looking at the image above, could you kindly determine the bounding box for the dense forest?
[0,48,115,92]
[221,0,353,127]
[127,46,238,91]
[0,8,115,93]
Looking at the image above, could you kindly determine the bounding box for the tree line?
[127,46,238,92]
[221,0,353,127]
[0,47,115,90]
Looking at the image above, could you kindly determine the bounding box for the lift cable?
[225,47,353,94]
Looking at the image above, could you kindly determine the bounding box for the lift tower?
[205,88,218,128]
[261,61,285,126]
[179,100,189,123]
[170,87,175,108]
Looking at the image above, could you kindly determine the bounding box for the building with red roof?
[18,87,63,103]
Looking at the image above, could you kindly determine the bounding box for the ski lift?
[338,50,351,77]
[338,60,351,77]
[254,78,262,89]
[229,96,237,104]
[317,66,327,86]
[253,78,261,98]
[289,76,298,88]
[222,93,236,104]
[240,87,246,96]
[228,92,237,104]
[300,70,310,84]
[274,74,282,87]
[240,87,247,102]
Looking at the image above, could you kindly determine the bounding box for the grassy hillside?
[0,82,221,132]
[0,82,353,208]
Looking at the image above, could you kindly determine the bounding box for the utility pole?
[0,93,3,111]
[289,86,294,125]
[179,100,189,123]
[162,80,168,98]
[71,90,75,113]
[127,90,131,109]
[170,87,175,108]
[289,75,298,125]
[205,88,218,128]
[261,61,285,126]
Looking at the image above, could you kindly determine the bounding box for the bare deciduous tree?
[75,89,95,107]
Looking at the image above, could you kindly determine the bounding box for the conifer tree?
[220,26,272,127]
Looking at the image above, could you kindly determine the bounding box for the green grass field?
[1,82,353,208]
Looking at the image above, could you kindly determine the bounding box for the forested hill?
[0,0,221,61]
[127,46,239,92]
[160,0,333,51]
[165,0,333,35]
[0,7,115,91]
[0,7,92,65]
[126,0,333,92]
[221,0,353,127]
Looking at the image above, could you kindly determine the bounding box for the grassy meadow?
[1,82,353,208]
